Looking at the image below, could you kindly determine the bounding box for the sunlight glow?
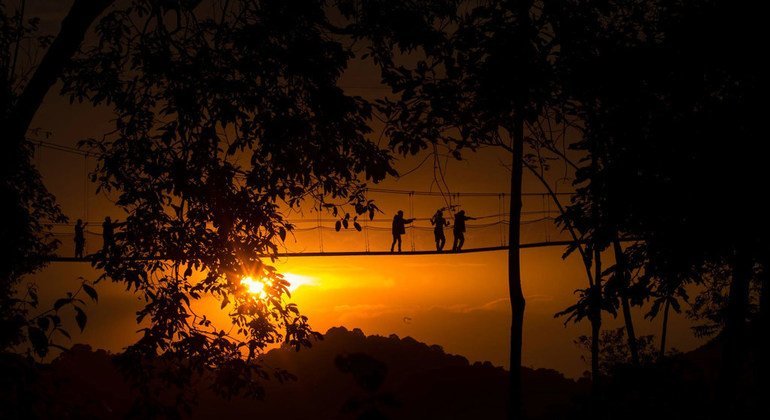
[241,272,315,299]
[282,272,315,293]
[241,276,268,299]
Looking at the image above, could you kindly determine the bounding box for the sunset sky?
[20,1,706,379]
[27,92,704,379]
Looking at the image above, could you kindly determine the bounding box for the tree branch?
[5,0,114,145]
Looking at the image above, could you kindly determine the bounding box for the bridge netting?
[49,189,570,258]
[31,138,573,258]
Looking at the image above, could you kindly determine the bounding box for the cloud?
[333,303,388,313]
[430,298,511,314]
[309,276,395,290]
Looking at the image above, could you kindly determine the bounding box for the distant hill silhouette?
[21,327,586,419]
[18,326,766,419]
[195,326,586,419]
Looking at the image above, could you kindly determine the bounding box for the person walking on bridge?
[74,219,87,258]
[452,210,476,251]
[102,216,120,257]
[390,210,415,253]
[430,209,450,251]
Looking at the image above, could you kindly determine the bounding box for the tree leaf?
[82,284,98,302]
[58,328,71,339]
[335,221,342,232]
[354,222,362,231]
[28,327,48,357]
[54,298,71,311]
[36,317,50,331]
[74,306,87,332]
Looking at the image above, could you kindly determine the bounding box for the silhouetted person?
[452,210,476,251]
[74,219,87,258]
[430,210,450,251]
[390,210,415,253]
[102,216,115,256]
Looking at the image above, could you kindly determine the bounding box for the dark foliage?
[56,0,398,412]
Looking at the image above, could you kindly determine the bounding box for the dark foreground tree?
[60,0,395,414]
[338,1,559,416]
[4,0,395,416]
[1,0,112,356]
[554,0,769,415]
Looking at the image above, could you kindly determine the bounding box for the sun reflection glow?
[241,272,315,299]
[282,273,315,293]
[241,276,268,299]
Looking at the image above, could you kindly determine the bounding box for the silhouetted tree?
[548,0,676,391]
[553,0,768,414]
[59,0,394,413]
[338,1,557,416]
[3,0,397,415]
[1,0,109,359]
[336,352,396,419]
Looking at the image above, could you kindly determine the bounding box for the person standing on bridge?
[390,210,415,253]
[430,209,450,251]
[102,216,117,257]
[452,210,476,251]
[74,219,87,258]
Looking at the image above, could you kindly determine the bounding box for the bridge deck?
[47,240,627,262]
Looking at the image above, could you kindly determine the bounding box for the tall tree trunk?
[3,0,114,146]
[588,121,603,399]
[659,298,670,361]
[612,238,639,365]
[759,256,770,413]
[590,247,602,394]
[1,0,113,281]
[508,117,526,420]
[760,256,769,348]
[719,244,753,413]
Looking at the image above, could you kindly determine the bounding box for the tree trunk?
[759,256,769,348]
[612,238,639,365]
[718,244,752,413]
[2,0,113,150]
[508,117,526,420]
[659,298,670,361]
[590,247,602,394]
[1,0,113,282]
[759,255,770,412]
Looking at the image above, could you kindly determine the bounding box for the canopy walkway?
[48,240,601,263]
[31,138,584,260]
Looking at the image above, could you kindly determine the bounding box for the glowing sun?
[241,276,268,299]
[241,272,314,299]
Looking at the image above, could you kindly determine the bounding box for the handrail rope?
[27,139,575,198]
[51,218,555,235]
[409,191,415,252]
[46,238,643,262]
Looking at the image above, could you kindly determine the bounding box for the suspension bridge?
[29,139,582,261]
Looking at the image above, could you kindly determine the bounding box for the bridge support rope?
[46,239,641,262]
[409,191,415,252]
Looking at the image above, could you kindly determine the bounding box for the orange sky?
[26,93,705,378]
[20,3,706,379]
